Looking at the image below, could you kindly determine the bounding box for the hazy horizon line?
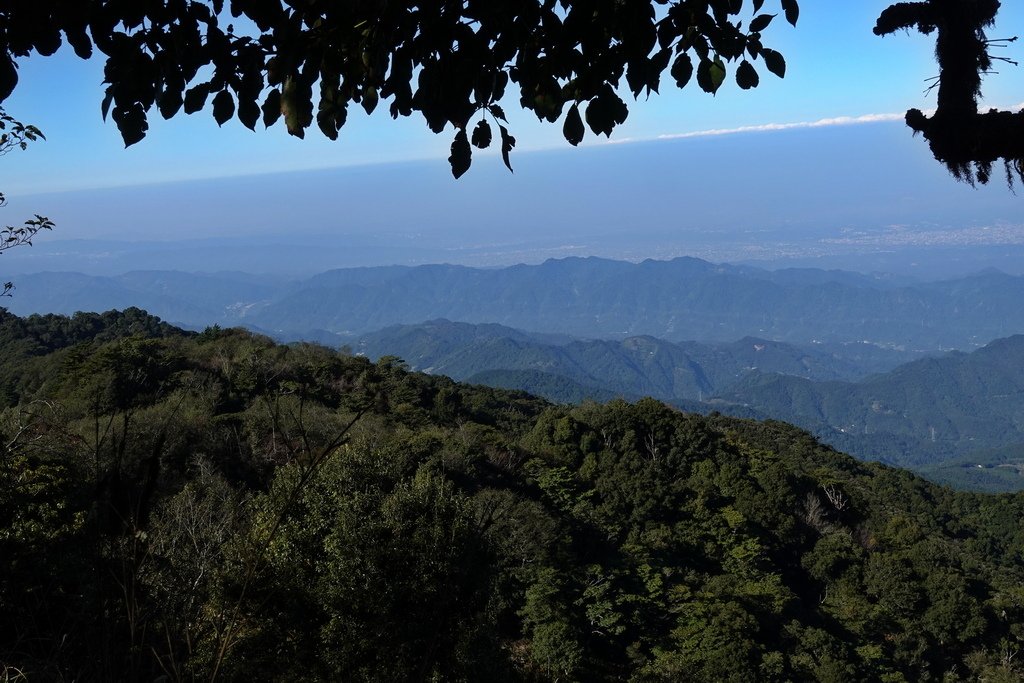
[16,108,930,199]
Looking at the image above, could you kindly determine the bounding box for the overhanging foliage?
[0,0,799,176]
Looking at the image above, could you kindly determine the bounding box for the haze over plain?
[1,2,1021,278]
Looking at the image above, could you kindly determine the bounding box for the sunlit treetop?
[0,0,799,177]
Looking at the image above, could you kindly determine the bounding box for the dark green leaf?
[361,87,378,115]
[781,0,799,26]
[563,103,584,146]
[648,48,672,94]
[471,119,492,149]
[238,97,260,130]
[449,128,471,179]
[736,60,759,90]
[532,85,564,123]
[626,60,646,98]
[749,14,775,33]
[657,20,677,50]
[212,89,235,126]
[499,124,515,172]
[183,83,211,114]
[0,56,18,103]
[746,37,763,59]
[691,36,710,62]
[473,70,492,105]
[697,57,727,95]
[112,103,148,147]
[316,110,337,140]
[101,89,114,121]
[282,78,313,138]
[713,57,727,87]
[671,53,694,89]
[493,71,509,101]
[157,87,183,120]
[66,25,93,59]
[761,48,786,78]
[262,89,282,127]
[34,29,62,57]
[585,85,629,137]
[489,104,508,122]
[316,100,347,140]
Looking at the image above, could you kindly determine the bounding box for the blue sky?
[3,1,1021,196]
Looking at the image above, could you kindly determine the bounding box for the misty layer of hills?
[8,256,1024,349]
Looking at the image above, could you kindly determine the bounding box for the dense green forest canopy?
[2,308,1024,681]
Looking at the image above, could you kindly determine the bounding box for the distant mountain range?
[8,256,1024,350]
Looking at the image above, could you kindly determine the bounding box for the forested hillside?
[715,336,1024,472]
[2,308,1024,681]
[353,321,1024,490]
[354,319,922,399]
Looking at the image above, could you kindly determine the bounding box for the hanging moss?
[875,0,1023,186]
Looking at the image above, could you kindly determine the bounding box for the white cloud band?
[655,102,1024,142]
[656,112,906,141]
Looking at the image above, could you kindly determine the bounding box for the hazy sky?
[4,1,1022,195]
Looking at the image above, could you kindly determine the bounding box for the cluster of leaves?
[0,1,797,177]
[0,108,52,296]
[0,107,43,156]
[2,308,1024,680]
[875,0,1024,185]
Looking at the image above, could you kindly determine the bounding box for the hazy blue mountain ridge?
[5,270,284,327]
[715,335,1024,468]
[178,258,1024,347]
[8,257,1024,351]
[354,319,924,402]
